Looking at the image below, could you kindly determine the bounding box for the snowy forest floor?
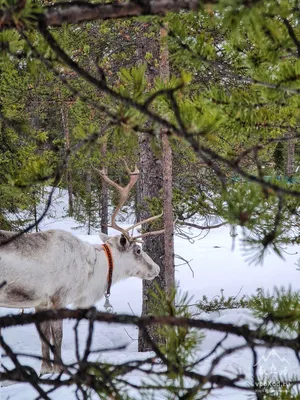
[1,191,300,399]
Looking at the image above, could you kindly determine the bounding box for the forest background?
[1,0,300,399]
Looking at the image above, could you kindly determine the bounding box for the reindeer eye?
[135,247,141,255]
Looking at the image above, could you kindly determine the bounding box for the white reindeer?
[0,164,162,375]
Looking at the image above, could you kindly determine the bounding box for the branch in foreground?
[1,308,299,398]
[0,308,299,350]
[44,0,199,26]
[0,0,199,29]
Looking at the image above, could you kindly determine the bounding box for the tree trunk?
[33,190,38,232]
[161,132,174,292]
[100,141,108,234]
[138,24,174,351]
[60,94,74,216]
[138,132,165,351]
[160,24,174,294]
[285,137,295,177]
[86,148,92,235]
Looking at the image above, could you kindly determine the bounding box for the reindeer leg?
[49,292,64,374]
[38,319,53,375]
[50,319,63,374]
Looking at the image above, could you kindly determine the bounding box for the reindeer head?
[94,160,164,281]
[99,232,160,280]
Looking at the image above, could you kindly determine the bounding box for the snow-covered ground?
[1,190,300,399]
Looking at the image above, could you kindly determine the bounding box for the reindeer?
[0,163,163,375]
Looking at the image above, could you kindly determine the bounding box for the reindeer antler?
[125,212,164,240]
[94,161,165,241]
[93,161,139,239]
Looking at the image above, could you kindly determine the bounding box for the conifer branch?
[168,28,300,95]
[282,18,300,58]
[36,22,300,201]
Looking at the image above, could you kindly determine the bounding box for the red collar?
[101,244,114,297]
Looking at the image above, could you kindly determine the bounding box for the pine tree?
[2,1,300,397]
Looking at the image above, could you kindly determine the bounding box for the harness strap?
[101,244,114,297]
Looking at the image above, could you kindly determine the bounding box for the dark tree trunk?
[33,191,38,232]
[59,94,74,216]
[86,149,92,235]
[100,141,108,234]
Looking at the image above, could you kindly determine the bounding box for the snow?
[1,189,300,399]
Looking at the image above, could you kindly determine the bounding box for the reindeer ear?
[120,234,127,248]
[99,232,112,243]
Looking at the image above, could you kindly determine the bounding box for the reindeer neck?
[89,245,128,302]
[102,245,129,284]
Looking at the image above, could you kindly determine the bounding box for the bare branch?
[1,308,300,351]
[178,220,226,230]
[0,335,51,400]
[37,1,199,28]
